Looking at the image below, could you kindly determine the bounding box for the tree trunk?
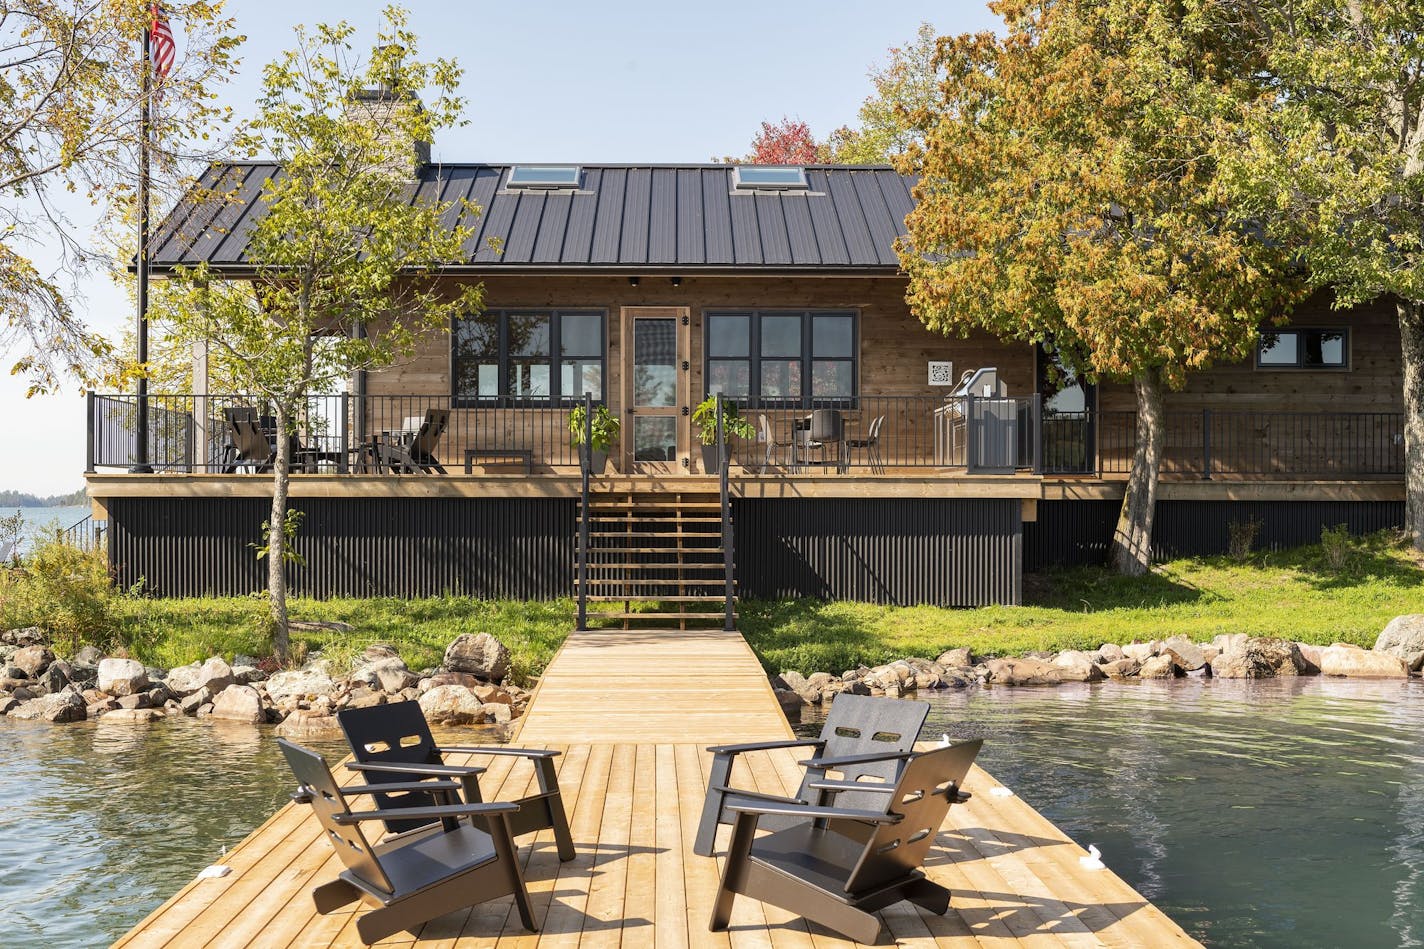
[1111,370,1165,575]
[1399,300,1424,550]
[268,405,292,662]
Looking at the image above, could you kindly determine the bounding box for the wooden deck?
[114,629,1201,948]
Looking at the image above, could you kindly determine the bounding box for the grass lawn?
[26,533,1420,682]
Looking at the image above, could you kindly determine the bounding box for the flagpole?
[132,15,152,473]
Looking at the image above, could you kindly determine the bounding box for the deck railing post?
[1202,408,1212,481]
[1031,393,1043,474]
[85,391,96,473]
[338,392,350,473]
[577,393,591,632]
[965,394,979,472]
[717,395,734,632]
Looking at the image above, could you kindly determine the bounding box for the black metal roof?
[150,163,917,274]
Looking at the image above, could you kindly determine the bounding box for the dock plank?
[114,627,1201,948]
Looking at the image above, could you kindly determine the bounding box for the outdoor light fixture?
[670,276,683,287]
[628,276,640,287]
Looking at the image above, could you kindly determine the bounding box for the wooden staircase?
[577,487,735,630]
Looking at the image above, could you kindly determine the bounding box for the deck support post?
[718,395,734,632]
[577,393,591,631]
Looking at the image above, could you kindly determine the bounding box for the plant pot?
[700,444,724,474]
[580,445,609,474]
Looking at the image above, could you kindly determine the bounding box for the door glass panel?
[633,318,676,408]
[634,417,678,462]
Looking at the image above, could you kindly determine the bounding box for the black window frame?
[451,309,608,406]
[1254,327,1351,371]
[703,309,859,408]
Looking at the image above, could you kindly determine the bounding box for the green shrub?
[1319,523,1354,572]
[1,538,116,655]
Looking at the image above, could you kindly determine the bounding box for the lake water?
[1,678,1420,946]
[2,505,91,555]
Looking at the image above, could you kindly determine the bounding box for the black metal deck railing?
[85,392,1405,480]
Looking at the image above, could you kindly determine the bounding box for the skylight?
[507,165,581,189]
[733,165,809,191]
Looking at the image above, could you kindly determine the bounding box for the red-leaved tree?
[747,116,820,164]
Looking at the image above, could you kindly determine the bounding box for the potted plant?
[692,395,756,472]
[568,404,621,474]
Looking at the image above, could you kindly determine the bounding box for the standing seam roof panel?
[753,192,792,265]
[825,172,878,265]
[853,171,902,266]
[782,194,820,266]
[675,168,705,264]
[531,191,573,263]
[459,167,504,261]
[151,163,229,263]
[191,165,272,265]
[561,167,601,263]
[804,169,852,266]
[647,168,677,265]
[729,193,762,265]
[618,167,652,263]
[701,169,733,265]
[589,168,626,263]
[504,189,548,262]
[471,174,518,264]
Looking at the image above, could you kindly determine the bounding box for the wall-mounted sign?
[928,361,955,386]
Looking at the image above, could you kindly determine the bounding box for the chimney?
[344,47,430,178]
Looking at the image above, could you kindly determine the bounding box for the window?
[507,165,581,190]
[1256,328,1349,369]
[453,310,605,403]
[732,165,809,191]
[705,310,856,406]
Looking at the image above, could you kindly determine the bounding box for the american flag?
[149,3,176,81]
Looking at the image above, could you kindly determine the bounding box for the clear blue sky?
[1,0,1002,497]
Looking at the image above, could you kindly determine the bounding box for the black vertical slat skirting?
[732,498,1023,607]
[106,497,576,598]
[1024,499,1407,570]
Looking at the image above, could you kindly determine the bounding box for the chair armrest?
[333,801,520,825]
[799,750,916,771]
[705,738,824,756]
[726,801,903,824]
[436,745,560,760]
[340,780,464,797]
[806,780,896,797]
[708,785,807,806]
[345,761,487,778]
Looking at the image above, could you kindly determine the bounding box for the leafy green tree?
[825,22,942,165]
[900,0,1301,574]
[164,7,481,659]
[0,0,241,395]
[1222,0,1424,550]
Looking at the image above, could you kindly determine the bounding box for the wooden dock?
[115,629,1201,948]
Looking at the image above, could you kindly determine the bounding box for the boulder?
[2,626,46,646]
[1052,651,1106,682]
[86,698,120,717]
[1211,637,1307,678]
[232,665,267,684]
[1138,655,1178,679]
[1318,644,1409,679]
[419,685,491,725]
[0,696,18,716]
[71,645,104,668]
[275,708,343,738]
[211,684,265,723]
[351,655,410,688]
[984,658,1062,686]
[1100,658,1141,679]
[101,707,164,724]
[481,702,513,725]
[345,690,387,710]
[778,670,810,692]
[773,688,804,718]
[421,671,487,691]
[1295,643,1323,675]
[35,663,70,694]
[443,633,511,682]
[179,688,213,715]
[1161,637,1206,672]
[164,657,235,697]
[1097,643,1125,663]
[11,645,53,677]
[375,667,419,694]
[97,658,149,696]
[1213,633,1249,656]
[264,668,338,703]
[1121,642,1160,663]
[10,691,85,723]
[1375,615,1424,662]
[115,694,150,710]
[936,648,974,669]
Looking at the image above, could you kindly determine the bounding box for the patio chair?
[218,406,258,473]
[279,738,538,945]
[709,738,983,945]
[846,414,886,473]
[229,414,275,472]
[337,700,576,861]
[378,408,450,474]
[693,692,928,856]
[758,414,796,471]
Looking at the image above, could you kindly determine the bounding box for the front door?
[621,307,690,473]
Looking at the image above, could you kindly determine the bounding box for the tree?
[0,0,241,395]
[1222,1,1424,550]
[164,7,481,659]
[825,22,943,165]
[899,0,1301,574]
[746,116,820,164]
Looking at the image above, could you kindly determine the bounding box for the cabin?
[83,155,1406,619]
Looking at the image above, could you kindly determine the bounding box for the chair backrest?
[810,409,842,441]
[231,417,271,462]
[337,701,446,834]
[796,694,929,808]
[867,415,885,443]
[758,414,772,444]
[411,408,450,457]
[278,738,395,895]
[843,739,983,895]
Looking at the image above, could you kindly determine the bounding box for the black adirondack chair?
[709,738,984,945]
[337,700,576,861]
[278,738,538,945]
[378,408,450,473]
[693,692,929,856]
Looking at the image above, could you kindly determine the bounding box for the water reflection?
[797,677,1424,949]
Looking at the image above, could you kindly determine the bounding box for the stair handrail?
[577,392,591,631]
[717,394,734,631]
